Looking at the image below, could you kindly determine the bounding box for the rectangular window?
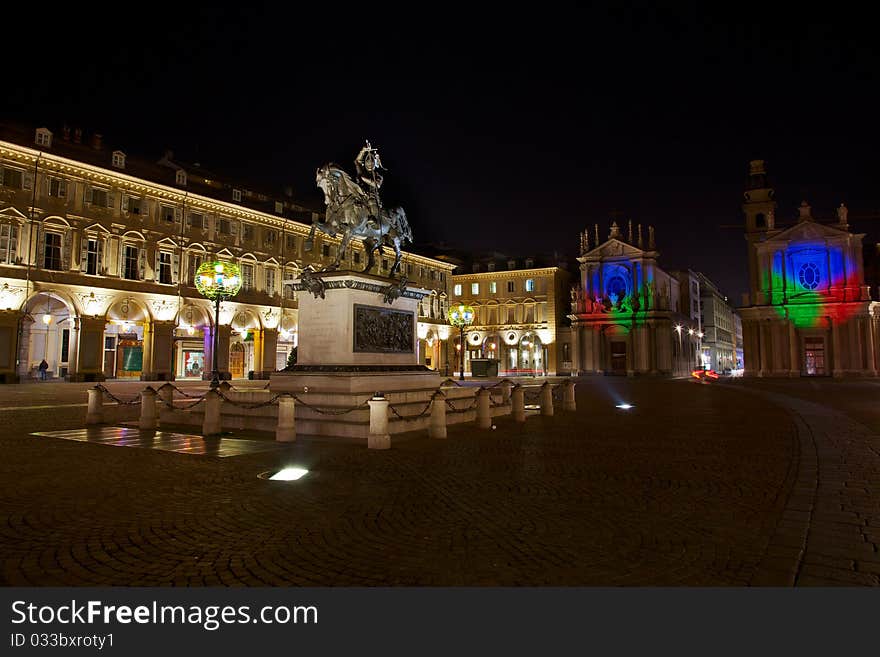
[85,238,99,275]
[90,188,109,207]
[242,263,254,290]
[285,234,297,251]
[187,212,204,229]
[43,232,62,270]
[507,281,515,293]
[188,253,203,281]
[454,284,462,296]
[264,229,277,246]
[322,244,330,257]
[407,264,413,275]
[440,273,445,281]
[160,205,176,223]
[48,178,67,198]
[124,196,144,215]
[158,251,173,284]
[2,168,23,189]
[266,268,276,296]
[123,245,139,280]
[382,258,389,270]
[525,279,535,292]
[232,189,242,202]
[0,224,18,264]
[219,218,231,235]
[489,281,497,294]
[353,251,361,264]
[243,223,254,241]
[471,282,479,295]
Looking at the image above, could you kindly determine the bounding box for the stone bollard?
[540,382,554,416]
[203,388,223,437]
[499,379,512,403]
[511,385,525,423]
[139,386,158,431]
[563,379,577,412]
[86,386,104,425]
[476,387,492,429]
[428,391,447,439]
[276,395,296,442]
[367,393,391,449]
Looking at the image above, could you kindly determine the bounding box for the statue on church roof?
[837,202,848,226]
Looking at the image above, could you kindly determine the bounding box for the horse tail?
[393,207,413,243]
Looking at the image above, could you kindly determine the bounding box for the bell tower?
[743,159,776,304]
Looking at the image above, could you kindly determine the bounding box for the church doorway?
[610,340,627,375]
[804,337,826,376]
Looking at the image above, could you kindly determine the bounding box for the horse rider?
[354,141,384,219]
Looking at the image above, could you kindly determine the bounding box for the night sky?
[6,6,879,302]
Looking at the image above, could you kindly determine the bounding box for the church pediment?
[583,238,645,260]
[765,220,850,244]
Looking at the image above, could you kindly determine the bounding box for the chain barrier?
[158,395,206,411]
[444,396,478,412]
[289,393,371,416]
[388,397,434,420]
[95,384,142,406]
[439,377,464,387]
[157,383,205,398]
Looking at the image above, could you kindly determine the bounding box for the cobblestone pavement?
[0,376,876,586]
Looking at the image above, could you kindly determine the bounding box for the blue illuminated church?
[739,160,877,377]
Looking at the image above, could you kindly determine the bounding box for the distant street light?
[447,304,475,382]
[195,261,242,388]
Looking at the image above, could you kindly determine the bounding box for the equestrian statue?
[305,141,413,277]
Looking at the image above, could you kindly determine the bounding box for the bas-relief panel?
[353,304,414,354]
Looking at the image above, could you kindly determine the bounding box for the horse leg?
[363,238,377,273]
[390,238,403,277]
[336,230,353,270]
[304,220,318,252]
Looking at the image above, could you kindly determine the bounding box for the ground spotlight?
[265,467,309,481]
[615,403,634,410]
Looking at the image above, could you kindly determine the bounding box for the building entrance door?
[804,337,826,376]
[610,340,627,375]
[229,342,245,379]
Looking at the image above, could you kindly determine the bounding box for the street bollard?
[540,382,554,416]
[499,379,512,403]
[139,386,158,431]
[203,388,223,437]
[476,387,491,429]
[276,395,296,442]
[428,391,447,439]
[563,379,577,412]
[511,385,525,423]
[86,386,104,425]
[367,393,391,449]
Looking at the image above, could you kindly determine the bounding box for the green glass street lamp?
[447,303,475,382]
[195,261,242,388]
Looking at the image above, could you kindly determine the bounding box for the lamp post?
[447,304,474,382]
[195,261,242,388]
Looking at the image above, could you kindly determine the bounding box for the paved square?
[31,427,285,457]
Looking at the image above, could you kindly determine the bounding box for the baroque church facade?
[739,160,877,377]
[567,221,699,376]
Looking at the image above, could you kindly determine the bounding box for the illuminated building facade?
[739,160,877,377]
[568,221,699,376]
[450,256,571,376]
[0,124,453,382]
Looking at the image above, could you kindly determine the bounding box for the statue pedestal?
[271,271,455,440]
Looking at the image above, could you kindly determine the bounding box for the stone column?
[276,396,296,442]
[148,321,176,381]
[831,320,843,377]
[788,321,800,377]
[139,387,158,430]
[570,324,581,375]
[428,391,447,439]
[216,325,232,379]
[253,327,264,376]
[0,311,21,382]
[258,328,278,379]
[16,313,34,381]
[140,321,153,380]
[65,317,80,381]
[74,317,107,382]
[864,316,877,376]
[476,388,491,429]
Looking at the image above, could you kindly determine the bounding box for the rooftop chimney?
[91,133,103,150]
[62,125,71,141]
[73,128,82,144]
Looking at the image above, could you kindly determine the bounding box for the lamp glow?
[268,467,309,481]
[616,403,634,410]
[42,313,52,325]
